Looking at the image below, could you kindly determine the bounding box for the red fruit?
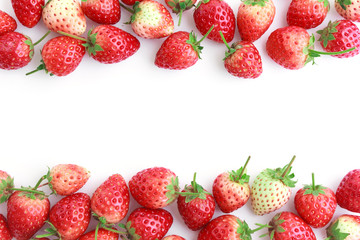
[177,173,215,230]
[125,207,173,240]
[0,214,12,240]
[193,0,235,43]
[78,228,119,240]
[50,164,90,195]
[0,170,14,203]
[287,0,329,29]
[163,235,186,240]
[336,169,360,213]
[11,0,44,28]
[129,167,179,209]
[0,10,17,35]
[237,0,275,42]
[49,193,91,240]
[294,173,337,228]
[81,0,121,24]
[7,191,50,240]
[267,211,316,240]
[91,174,130,224]
[335,0,360,22]
[317,20,360,58]
[121,0,143,6]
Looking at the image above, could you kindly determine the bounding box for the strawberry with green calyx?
[326,215,360,240]
[335,0,360,22]
[165,0,196,26]
[251,156,297,215]
[0,170,14,203]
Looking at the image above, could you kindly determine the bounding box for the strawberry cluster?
[1,157,360,240]
[0,0,360,77]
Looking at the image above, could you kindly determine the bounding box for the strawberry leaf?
[326,220,351,240]
[0,176,14,203]
[317,21,339,48]
[336,0,352,10]
[165,176,180,204]
[236,220,253,240]
[242,0,268,7]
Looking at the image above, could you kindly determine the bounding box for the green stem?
[281,155,296,178]
[197,25,214,44]
[119,2,135,13]
[33,175,47,190]
[9,188,46,196]
[178,10,183,26]
[311,172,315,190]
[219,31,231,50]
[251,223,272,234]
[239,156,251,178]
[57,31,87,42]
[309,47,356,56]
[191,172,198,192]
[95,222,100,240]
[33,30,51,46]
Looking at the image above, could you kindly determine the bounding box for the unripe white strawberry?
[326,214,360,240]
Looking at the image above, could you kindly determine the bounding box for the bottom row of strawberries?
[0,156,359,239]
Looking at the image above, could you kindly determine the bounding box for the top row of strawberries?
[0,0,359,77]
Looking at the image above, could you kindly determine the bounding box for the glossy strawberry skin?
[78,228,119,240]
[194,0,235,43]
[81,0,121,24]
[163,235,186,240]
[11,0,44,28]
[198,215,244,240]
[41,36,86,76]
[121,0,143,6]
[335,0,360,22]
[0,214,12,240]
[0,10,17,35]
[336,169,360,213]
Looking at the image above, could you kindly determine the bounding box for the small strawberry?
[0,170,14,203]
[42,0,87,36]
[335,0,360,22]
[165,0,196,26]
[251,156,297,215]
[317,20,360,58]
[336,169,360,213]
[294,173,337,228]
[220,32,262,78]
[0,10,17,35]
[193,0,235,43]
[177,173,215,230]
[287,0,329,29]
[11,0,44,28]
[120,0,143,6]
[0,214,12,240]
[78,228,119,240]
[129,167,179,209]
[91,174,130,224]
[213,156,251,213]
[326,214,360,240]
[265,211,316,240]
[81,0,121,24]
[237,0,275,42]
[163,235,186,240]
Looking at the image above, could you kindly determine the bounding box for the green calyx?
[118,221,141,240]
[186,25,214,59]
[316,21,340,48]
[238,220,270,240]
[318,0,330,10]
[336,0,352,10]
[303,172,326,196]
[195,0,210,9]
[242,0,269,7]
[0,176,14,203]
[178,173,211,203]
[165,176,180,204]
[264,156,297,188]
[35,221,60,239]
[219,31,236,60]
[229,156,251,184]
[265,213,286,240]
[167,0,195,25]
[82,30,104,56]
[326,220,351,240]
[24,30,51,59]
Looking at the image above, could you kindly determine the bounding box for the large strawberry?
[336,169,360,213]
[237,0,275,42]
[193,0,235,43]
[287,0,329,29]
[294,173,337,228]
[91,174,130,224]
[335,0,360,22]
[251,156,296,215]
[11,0,44,28]
[317,20,360,58]
[165,0,196,26]
[0,170,14,203]
[0,10,17,35]
[78,228,119,240]
[42,0,87,36]
[81,0,121,24]
[326,214,360,240]
[0,214,12,240]
[129,167,179,209]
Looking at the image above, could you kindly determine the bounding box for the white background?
[1,0,360,239]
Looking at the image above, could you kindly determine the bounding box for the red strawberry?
[193,0,235,43]
[266,211,316,240]
[336,169,360,213]
[213,156,251,213]
[163,235,186,240]
[78,228,119,240]
[50,164,90,195]
[11,0,44,28]
[0,214,12,240]
[237,0,275,42]
[0,170,14,203]
[91,174,130,224]
[177,173,215,230]
[294,173,337,228]
[317,20,360,58]
[81,0,121,24]
[7,191,50,240]
[129,167,179,209]
[287,0,329,29]
[326,214,360,240]
[120,0,143,6]
[335,0,360,22]
[165,0,196,26]
[0,10,17,35]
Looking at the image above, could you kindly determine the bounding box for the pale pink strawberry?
[326,214,360,240]
[0,170,14,203]
[335,0,360,22]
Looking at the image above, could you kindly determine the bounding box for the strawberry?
[317,20,360,58]
[294,173,337,228]
[237,0,275,42]
[49,164,90,195]
[287,0,329,29]
[128,0,174,39]
[0,214,12,240]
[78,228,119,240]
[163,235,186,240]
[165,0,196,26]
[220,32,262,78]
[336,169,360,213]
[120,0,143,6]
[266,211,316,240]
[129,167,179,209]
[0,170,14,203]
[193,0,235,43]
[81,0,121,24]
[250,156,296,215]
[11,0,44,28]
[212,156,251,213]
[91,174,130,224]
[177,173,215,230]
[42,0,87,36]
[155,28,213,70]
[0,10,17,35]
[326,214,360,240]
[335,0,360,22]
